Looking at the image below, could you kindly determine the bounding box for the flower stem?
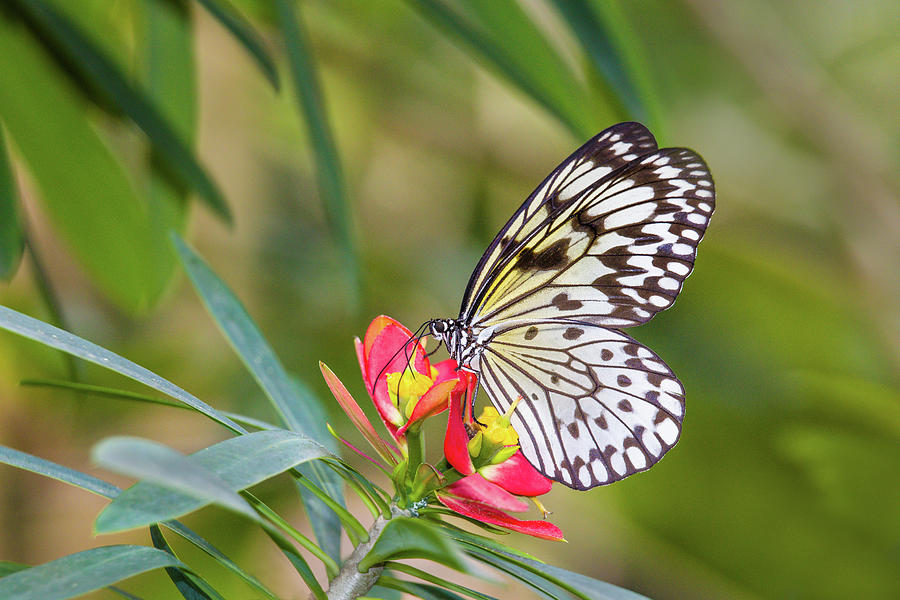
[320,504,412,600]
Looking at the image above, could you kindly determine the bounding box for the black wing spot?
[523,326,539,340]
[617,374,632,387]
[563,326,584,340]
[618,399,633,412]
[552,293,584,311]
[515,238,570,270]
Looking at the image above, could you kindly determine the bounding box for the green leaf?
[0,545,184,600]
[407,0,600,138]
[94,430,331,532]
[139,0,196,301]
[274,0,359,301]
[458,539,649,600]
[376,576,470,600]
[149,525,223,600]
[0,125,23,281]
[19,378,283,432]
[194,0,280,89]
[173,235,345,562]
[384,563,497,600]
[359,517,467,573]
[0,20,174,312]
[0,445,277,599]
[94,436,261,529]
[0,305,244,433]
[550,0,649,126]
[584,0,665,135]
[9,0,231,223]
[0,562,29,578]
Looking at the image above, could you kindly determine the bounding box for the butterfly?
[428,122,714,490]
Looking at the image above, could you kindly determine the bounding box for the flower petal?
[444,374,476,475]
[319,362,400,464]
[479,451,552,497]
[436,494,564,541]
[363,318,430,434]
[446,474,529,512]
[397,378,458,436]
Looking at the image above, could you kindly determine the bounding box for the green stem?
[22,232,80,381]
[242,491,340,578]
[293,470,368,543]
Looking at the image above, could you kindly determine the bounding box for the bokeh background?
[0,0,898,598]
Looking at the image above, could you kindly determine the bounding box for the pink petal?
[444,377,475,475]
[397,379,458,436]
[319,362,400,464]
[436,494,565,541]
[447,474,529,512]
[479,451,552,497]
[433,358,460,383]
[365,318,430,434]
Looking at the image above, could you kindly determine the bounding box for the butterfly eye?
[430,320,447,335]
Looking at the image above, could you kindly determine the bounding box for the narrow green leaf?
[95,430,331,532]
[94,436,261,528]
[0,445,277,599]
[0,545,184,600]
[257,525,327,600]
[550,0,647,124]
[274,0,359,300]
[359,517,467,573]
[0,21,173,312]
[149,525,223,600]
[10,0,231,222]
[140,0,196,301]
[0,562,29,578]
[407,0,598,138]
[459,539,649,600]
[0,126,23,280]
[19,378,282,432]
[385,563,497,600]
[194,0,280,89]
[376,576,470,600]
[585,0,665,135]
[173,235,345,562]
[0,305,244,433]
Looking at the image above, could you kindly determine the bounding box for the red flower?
[326,315,562,541]
[354,316,464,447]
[438,370,563,541]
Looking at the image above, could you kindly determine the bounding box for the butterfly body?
[431,122,714,490]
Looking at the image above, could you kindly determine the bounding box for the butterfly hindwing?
[470,145,714,328]
[476,320,684,490]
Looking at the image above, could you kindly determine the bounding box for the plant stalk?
[319,504,411,600]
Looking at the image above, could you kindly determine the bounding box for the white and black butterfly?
[429,122,714,490]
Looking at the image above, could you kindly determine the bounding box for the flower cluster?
[321,315,562,540]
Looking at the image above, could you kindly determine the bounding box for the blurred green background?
[0,0,897,598]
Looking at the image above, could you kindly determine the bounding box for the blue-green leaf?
[0,545,184,600]
[94,430,331,532]
[0,445,277,599]
[173,235,345,562]
[0,304,244,433]
[360,518,467,573]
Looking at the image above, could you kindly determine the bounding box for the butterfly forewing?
[478,321,684,490]
[460,122,659,322]
[469,146,714,329]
